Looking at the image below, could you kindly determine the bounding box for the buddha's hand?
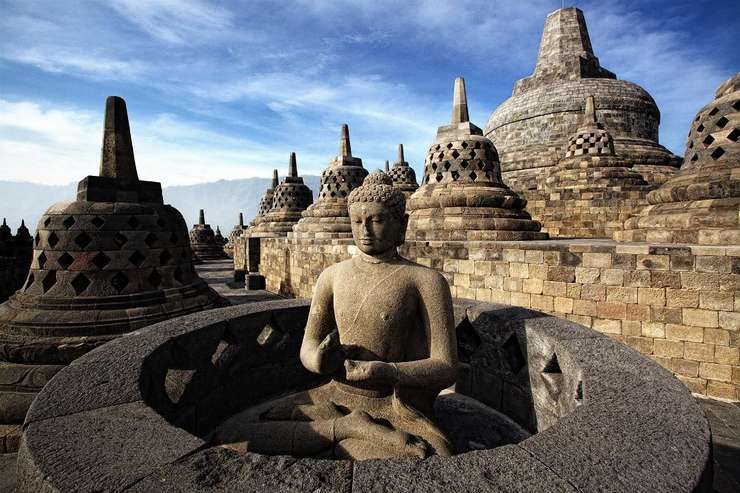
[344,360,397,385]
[316,330,346,373]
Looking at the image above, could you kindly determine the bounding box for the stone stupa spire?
[384,160,390,172]
[272,169,279,188]
[199,209,206,226]
[451,77,470,124]
[288,152,298,178]
[339,124,352,157]
[239,212,244,227]
[99,96,138,181]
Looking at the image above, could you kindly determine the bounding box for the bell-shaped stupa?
[387,144,419,197]
[0,97,223,446]
[293,125,368,239]
[486,7,680,192]
[617,73,740,245]
[532,96,653,238]
[0,220,33,305]
[406,78,547,241]
[189,209,228,260]
[224,213,246,258]
[251,170,279,227]
[250,153,313,236]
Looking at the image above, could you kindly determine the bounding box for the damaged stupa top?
[293,124,368,239]
[486,7,679,191]
[406,77,546,241]
[250,153,314,236]
[0,96,223,442]
[251,170,279,227]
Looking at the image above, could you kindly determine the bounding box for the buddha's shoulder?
[401,259,448,283]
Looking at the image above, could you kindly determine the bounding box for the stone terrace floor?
[0,261,737,492]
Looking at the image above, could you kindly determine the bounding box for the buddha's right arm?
[300,267,338,374]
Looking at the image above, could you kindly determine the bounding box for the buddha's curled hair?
[348,170,406,218]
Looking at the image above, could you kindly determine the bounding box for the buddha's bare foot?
[335,410,429,458]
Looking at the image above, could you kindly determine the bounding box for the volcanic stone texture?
[616,73,740,245]
[0,220,32,304]
[16,300,712,492]
[485,8,680,194]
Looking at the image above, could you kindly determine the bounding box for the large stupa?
[0,97,223,450]
[616,73,740,245]
[486,7,680,192]
[406,77,547,241]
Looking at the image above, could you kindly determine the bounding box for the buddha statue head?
[347,171,408,255]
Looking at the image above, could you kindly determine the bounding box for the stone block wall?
[253,237,740,401]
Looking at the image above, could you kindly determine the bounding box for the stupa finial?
[288,152,298,178]
[272,169,279,188]
[99,96,138,181]
[584,95,597,124]
[2,218,6,227]
[238,212,244,227]
[397,144,405,163]
[451,77,470,124]
[385,160,390,172]
[339,124,352,157]
[199,209,205,226]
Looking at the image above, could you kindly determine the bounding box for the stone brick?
[683,309,718,328]
[641,322,665,338]
[597,302,626,319]
[503,278,522,292]
[624,270,651,287]
[651,307,683,324]
[719,273,740,292]
[670,255,695,271]
[542,280,566,297]
[547,265,575,282]
[523,278,544,294]
[565,283,581,298]
[626,303,650,322]
[671,358,699,378]
[704,328,730,346]
[638,287,665,307]
[611,253,635,270]
[528,264,549,280]
[695,255,732,273]
[457,286,475,299]
[719,311,740,331]
[573,299,597,316]
[575,267,600,284]
[525,250,543,263]
[684,342,714,362]
[699,291,734,311]
[502,248,525,262]
[600,269,624,286]
[665,324,703,343]
[510,291,531,308]
[475,288,492,303]
[567,314,592,328]
[474,261,492,276]
[626,336,654,354]
[734,367,740,385]
[543,251,561,265]
[699,362,733,382]
[484,275,504,290]
[531,294,554,312]
[650,271,681,289]
[621,320,641,336]
[553,296,573,314]
[454,273,470,287]
[606,286,637,304]
[581,283,606,301]
[706,381,738,401]
[666,289,699,308]
[681,272,719,290]
[582,252,612,268]
[458,260,475,274]
[490,290,511,304]
[509,262,529,279]
[592,319,621,334]
[714,346,739,365]
[676,375,707,394]
[637,254,669,270]
[654,339,684,358]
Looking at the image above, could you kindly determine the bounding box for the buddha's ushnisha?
[211,171,458,460]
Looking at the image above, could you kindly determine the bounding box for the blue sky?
[0,0,737,186]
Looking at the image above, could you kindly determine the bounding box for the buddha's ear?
[397,213,409,246]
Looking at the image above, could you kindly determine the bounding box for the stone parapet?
[257,236,740,401]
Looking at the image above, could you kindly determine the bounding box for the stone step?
[0,424,21,453]
[0,361,64,392]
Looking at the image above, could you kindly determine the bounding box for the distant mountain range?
[0,176,322,234]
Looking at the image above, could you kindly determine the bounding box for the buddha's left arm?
[392,271,458,390]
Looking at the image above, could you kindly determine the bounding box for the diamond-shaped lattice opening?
[43,217,52,227]
[47,232,59,248]
[127,216,140,229]
[110,272,129,293]
[35,232,40,246]
[129,250,146,267]
[696,123,704,133]
[690,153,699,162]
[716,116,728,129]
[24,273,34,290]
[92,251,111,269]
[728,128,740,142]
[71,273,91,295]
[502,333,525,374]
[435,173,443,182]
[159,249,172,266]
[91,216,105,229]
[733,100,740,111]
[42,270,56,293]
[711,147,725,160]
[174,266,185,285]
[62,216,76,229]
[451,170,460,181]
[460,141,468,149]
[469,171,478,181]
[57,252,74,269]
[148,269,162,288]
[443,161,452,171]
[169,232,178,244]
[113,233,128,248]
[37,252,47,269]
[145,232,157,248]
[446,143,453,149]
[708,107,719,116]
[451,149,460,159]
[688,141,694,149]
[542,354,562,374]
[575,381,583,402]
[456,317,481,363]
[75,232,92,249]
[703,134,715,146]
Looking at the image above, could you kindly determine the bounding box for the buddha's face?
[349,202,408,256]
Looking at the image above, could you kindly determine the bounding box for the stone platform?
[16,299,712,492]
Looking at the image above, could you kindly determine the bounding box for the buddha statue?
[211,171,458,460]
